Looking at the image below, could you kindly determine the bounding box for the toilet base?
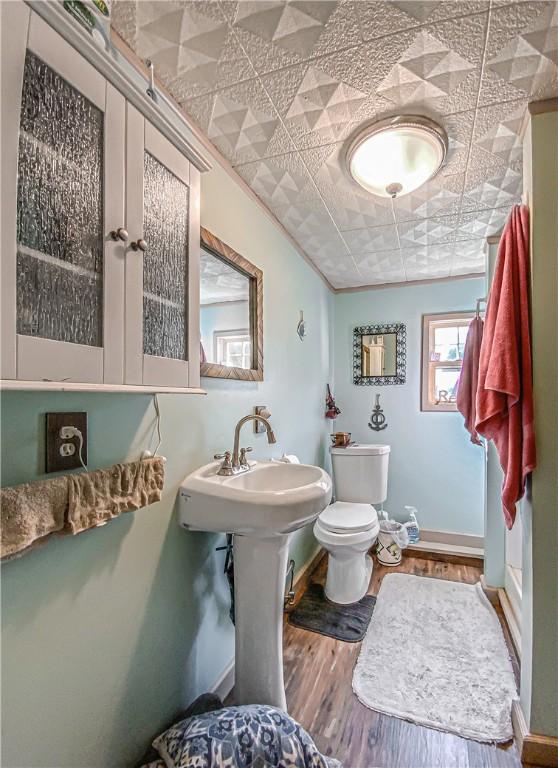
[324,552,373,605]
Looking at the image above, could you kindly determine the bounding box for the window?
[421,312,475,412]
[214,329,252,369]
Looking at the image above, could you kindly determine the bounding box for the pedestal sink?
[178,460,332,710]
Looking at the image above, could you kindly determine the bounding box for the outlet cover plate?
[253,406,269,433]
[46,412,88,473]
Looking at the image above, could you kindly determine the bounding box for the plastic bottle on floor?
[403,506,420,544]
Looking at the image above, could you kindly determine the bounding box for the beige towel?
[1,475,68,560]
[1,457,165,559]
[67,457,165,534]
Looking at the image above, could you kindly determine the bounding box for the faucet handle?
[214,450,232,464]
[214,451,234,476]
[239,446,253,467]
[214,451,231,460]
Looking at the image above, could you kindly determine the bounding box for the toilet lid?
[330,443,390,455]
[319,501,378,534]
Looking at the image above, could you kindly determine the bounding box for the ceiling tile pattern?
[200,248,250,303]
[112,0,558,289]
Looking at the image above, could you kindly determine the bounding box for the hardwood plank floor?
[281,554,522,768]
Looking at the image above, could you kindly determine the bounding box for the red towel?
[475,205,536,529]
[457,316,484,446]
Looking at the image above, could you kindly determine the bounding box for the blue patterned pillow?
[152,704,341,768]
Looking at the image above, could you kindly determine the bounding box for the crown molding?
[334,272,485,294]
[528,97,558,116]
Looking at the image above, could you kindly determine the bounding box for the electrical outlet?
[46,412,87,473]
[254,406,271,433]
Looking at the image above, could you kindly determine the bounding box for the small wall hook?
[297,310,306,341]
[146,59,156,101]
[368,394,388,431]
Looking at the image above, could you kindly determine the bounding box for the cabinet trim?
[187,167,201,389]
[17,336,104,384]
[26,0,211,174]
[1,380,206,395]
[124,103,144,385]
[0,0,29,379]
[104,83,127,384]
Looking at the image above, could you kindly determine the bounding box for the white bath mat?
[352,573,518,742]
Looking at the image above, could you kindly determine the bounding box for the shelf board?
[1,379,206,395]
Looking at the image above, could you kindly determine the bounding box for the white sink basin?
[177,459,332,711]
[179,460,331,536]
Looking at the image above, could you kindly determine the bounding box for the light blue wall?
[333,277,485,536]
[0,160,333,767]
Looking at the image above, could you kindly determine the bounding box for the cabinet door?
[125,108,200,388]
[3,10,125,384]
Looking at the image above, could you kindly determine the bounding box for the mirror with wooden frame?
[200,228,263,381]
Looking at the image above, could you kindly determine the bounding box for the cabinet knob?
[131,238,148,252]
[110,227,128,242]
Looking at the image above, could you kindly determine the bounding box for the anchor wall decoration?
[368,394,388,431]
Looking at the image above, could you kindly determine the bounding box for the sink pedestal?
[233,533,290,710]
[179,459,332,711]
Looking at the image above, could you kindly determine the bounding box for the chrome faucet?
[214,414,276,476]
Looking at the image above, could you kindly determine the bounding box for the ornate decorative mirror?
[200,228,263,381]
[353,323,406,385]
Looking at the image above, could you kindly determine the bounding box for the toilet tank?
[331,444,390,504]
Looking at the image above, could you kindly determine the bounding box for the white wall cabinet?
[1,3,202,393]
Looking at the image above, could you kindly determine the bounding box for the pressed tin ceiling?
[112,1,558,289]
[200,248,250,303]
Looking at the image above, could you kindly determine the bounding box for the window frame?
[421,311,475,412]
[213,329,251,369]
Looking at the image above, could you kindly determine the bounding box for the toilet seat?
[319,501,378,534]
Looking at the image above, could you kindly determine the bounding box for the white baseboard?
[419,529,484,551]
[504,564,522,627]
[211,656,235,702]
[209,544,324,702]
[409,540,484,558]
[498,587,522,659]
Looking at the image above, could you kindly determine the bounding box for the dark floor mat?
[288,582,376,642]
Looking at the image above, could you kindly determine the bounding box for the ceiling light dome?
[346,115,448,199]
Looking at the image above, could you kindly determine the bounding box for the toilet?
[313,444,390,604]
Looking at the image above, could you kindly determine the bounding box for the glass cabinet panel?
[142,151,189,361]
[16,51,104,347]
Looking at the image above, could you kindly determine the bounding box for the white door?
[124,107,200,388]
[2,9,125,384]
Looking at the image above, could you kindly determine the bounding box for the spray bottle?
[403,506,420,544]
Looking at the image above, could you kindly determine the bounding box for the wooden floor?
[281,554,522,768]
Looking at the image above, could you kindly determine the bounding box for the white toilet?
[313,444,390,604]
